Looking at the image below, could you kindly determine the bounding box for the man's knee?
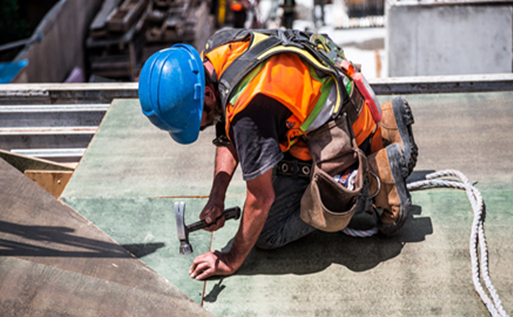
[255,233,284,250]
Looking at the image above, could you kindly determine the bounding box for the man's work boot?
[380,96,418,177]
[367,143,411,236]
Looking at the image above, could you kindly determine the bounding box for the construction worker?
[138,29,417,280]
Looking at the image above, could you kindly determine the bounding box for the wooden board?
[0,158,213,317]
[0,149,74,173]
[0,256,210,317]
[24,170,74,198]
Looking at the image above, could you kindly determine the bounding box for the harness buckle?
[276,159,312,179]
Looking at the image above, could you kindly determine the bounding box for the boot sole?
[378,143,411,236]
[391,96,418,178]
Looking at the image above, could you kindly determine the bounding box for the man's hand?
[190,169,275,280]
[189,251,237,280]
[200,199,225,232]
[200,145,239,232]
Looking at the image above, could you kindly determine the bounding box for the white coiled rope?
[342,169,509,317]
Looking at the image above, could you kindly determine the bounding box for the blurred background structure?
[0,0,512,163]
[1,0,510,84]
[387,0,512,77]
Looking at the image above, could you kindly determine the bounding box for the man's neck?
[204,60,215,78]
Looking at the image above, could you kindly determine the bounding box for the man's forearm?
[226,169,275,268]
[189,167,275,279]
[210,144,239,201]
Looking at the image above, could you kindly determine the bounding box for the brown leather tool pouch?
[300,113,368,232]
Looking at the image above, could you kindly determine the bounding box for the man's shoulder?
[205,29,251,54]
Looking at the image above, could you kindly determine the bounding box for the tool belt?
[275,159,312,179]
[300,111,368,232]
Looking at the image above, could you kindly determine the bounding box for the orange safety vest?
[205,38,377,161]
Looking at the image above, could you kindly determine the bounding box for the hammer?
[174,201,241,255]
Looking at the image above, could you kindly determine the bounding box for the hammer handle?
[186,207,241,233]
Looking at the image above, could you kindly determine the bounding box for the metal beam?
[0,74,512,105]
[0,127,97,151]
[369,74,513,95]
[388,0,512,7]
[0,134,94,151]
[0,83,138,105]
[0,127,98,135]
[0,104,110,112]
[11,148,86,161]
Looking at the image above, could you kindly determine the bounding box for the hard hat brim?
[138,43,205,145]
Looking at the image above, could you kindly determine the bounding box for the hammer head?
[174,202,193,254]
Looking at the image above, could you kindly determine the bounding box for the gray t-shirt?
[229,94,292,181]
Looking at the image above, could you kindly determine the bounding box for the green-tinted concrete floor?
[61,93,513,316]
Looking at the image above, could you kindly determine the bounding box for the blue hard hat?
[138,44,205,144]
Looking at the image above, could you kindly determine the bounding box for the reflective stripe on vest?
[256,44,344,116]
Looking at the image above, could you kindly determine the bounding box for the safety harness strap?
[218,35,283,110]
[275,159,312,179]
[206,29,359,132]
[211,29,350,120]
[204,29,251,55]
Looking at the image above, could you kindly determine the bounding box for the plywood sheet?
[0,257,211,317]
[0,158,213,316]
[0,148,74,172]
[60,99,245,199]
[202,92,513,316]
[377,92,513,187]
[61,93,513,316]
[204,190,512,316]
[60,196,213,303]
[24,170,73,198]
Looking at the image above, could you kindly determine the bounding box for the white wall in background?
[387,2,513,77]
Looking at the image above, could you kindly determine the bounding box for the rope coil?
[342,169,509,317]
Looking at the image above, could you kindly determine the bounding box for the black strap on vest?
[205,29,251,55]
[205,28,350,119]
[218,36,283,110]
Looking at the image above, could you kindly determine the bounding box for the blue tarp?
[0,60,29,83]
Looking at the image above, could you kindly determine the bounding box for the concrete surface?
[387,2,513,77]
[61,94,513,316]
